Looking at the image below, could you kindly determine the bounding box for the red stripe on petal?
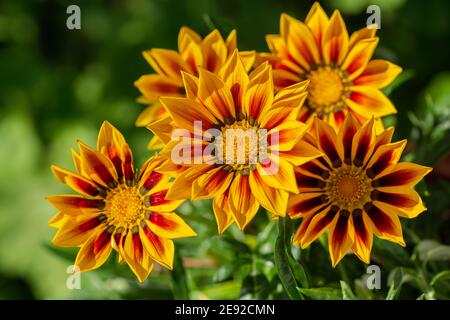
[365,204,396,235]
[143,172,163,191]
[77,217,102,233]
[149,212,176,230]
[93,230,110,256]
[148,190,170,206]
[132,232,144,263]
[292,195,327,213]
[376,191,417,208]
[319,133,341,166]
[374,169,422,187]
[143,226,164,255]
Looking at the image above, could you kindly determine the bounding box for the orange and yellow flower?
[258,2,402,129]
[155,50,322,233]
[134,27,255,149]
[46,121,196,282]
[288,114,431,266]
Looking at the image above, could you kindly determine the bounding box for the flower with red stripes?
[257,2,402,130]
[288,114,431,266]
[46,121,196,282]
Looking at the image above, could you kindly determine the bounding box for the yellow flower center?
[104,185,145,228]
[327,166,372,210]
[306,66,348,115]
[216,118,266,175]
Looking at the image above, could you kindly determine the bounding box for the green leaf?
[297,287,342,300]
[340,280,356,300]
[274,217,311,300]
[430,270,450,287]
[170,249,190,300]
[386,267,421,300]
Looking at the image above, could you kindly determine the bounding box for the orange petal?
[192,166,233,200]
[51,165,100,197]
[337,113,360,164]
[322,10,349,65]
[147,211,196,239]
[351,117,376,167]
[143,48,192,81]
[314,117,343,168]
[46,195,104,216]
[201,30,227,73]
[213,190,235,234]
[140,224,174,269]
[123,230,154,282]
[348,26,376,50]
[134,74,182,103]
[249,170,289,216]
[298,205,339,248]
[328,213,354,267]
[372,162,432,190]
[365,140,406,179]
[78,142,118,188]
[288,192,329,219]
[341,38,379,81]
[74,227,112,272]
[243,64,274,121]
[346,86,397,118]
[52,213,104,247]
[352,212,373,264]
[305,2,329,54]
[228,175,260,230]
[363,202,405,246]
[198,68,236,121]
[354,60,402,89]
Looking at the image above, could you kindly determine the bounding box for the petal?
[273,69,302,90]
[279,140,322,166]
[181,71,199,100]
[314,117,343,168]
[198,68,236,121]
[257,156,298,193]
[348,26,376,50]
[298,205,339,248]
[365,140,406,179]
[354,60,402,89]
[283,14,320,70]
[134,74,182,103]
[374,126,394,149]
[52,213,104,247]
[147,211,196,239]
[288,192,329,219]
[341,38,379,81]
[78,142,118,188]
[74,227,112,272]
[51,165,100,197]
[140,224,174,269]
[218,50,249,113]
[192,166,233,200]
[48,211,65,228]
[295,167,327,193]
[372,162,432,190]
[346,86,397,118]
[143,48,192,81]
[166,164,214,200]
[213,190,235,234]
[97,121,134,184]
[135,103,166,127]
[243,64,274,121]
[228,175,260,230]
[351,117,376,167]
[259,98,302,130]
[146,189,184,212]
[328,213,354,267]
[225,29,237,53]
[352,211,373,264]
[123,230,154,282]
[322,10,349,65]
[160,96,218,133]
[268,120,308,152]
[337,113,360,164]
[201,30,227,72]
[305,2,329,54]
[46,195,104,216]
[364,202,405,246]
[178,26,202,52]
[372,189,427,219]
[239,51,256,71]
[249,170,289,216]
[146,113,175,146]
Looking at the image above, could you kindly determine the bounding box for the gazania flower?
[288,114,431,266]
[258,2,402,129]
[46,121,196,282]
[156,50,322,233]
[134,27,255,149]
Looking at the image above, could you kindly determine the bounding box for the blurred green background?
[0,0,449,299]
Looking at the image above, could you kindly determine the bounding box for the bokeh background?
[0,0,449,299]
